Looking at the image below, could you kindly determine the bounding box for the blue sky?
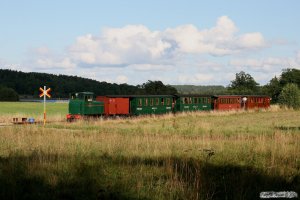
[1,0,300,86]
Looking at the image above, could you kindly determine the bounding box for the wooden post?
[44,85,46,125]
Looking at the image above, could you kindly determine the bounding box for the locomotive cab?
[67,92,104,121]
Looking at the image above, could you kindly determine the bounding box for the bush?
[278,83,300,109]
[0,86,19,101]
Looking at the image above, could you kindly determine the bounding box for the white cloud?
[18,16,300,86]
[31,16,267,71]
[237,32,266,49]
[68,26,172,67]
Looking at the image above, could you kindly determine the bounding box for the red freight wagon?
[96,96,129,115]
[213,95,241,110]
[243,95,271,110]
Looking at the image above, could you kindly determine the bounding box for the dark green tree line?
[0,69,178,98]
[0,69,139,98]
[0,85,19,101]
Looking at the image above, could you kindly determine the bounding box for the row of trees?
[0,68,299,109]
[0,69,139,98]
[0,69,178,100]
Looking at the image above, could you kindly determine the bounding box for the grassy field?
[0,102,68,122]
[0,103,299,199]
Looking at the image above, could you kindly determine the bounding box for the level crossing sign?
[39,87,51,98]
[39,86,51,125]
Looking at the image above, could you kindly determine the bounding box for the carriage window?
[184,97,189,104]
[78,93,84,99]
[194,98,198,104]
[156,98,159,105]
[166,98,170,105]
[138,98,142,106]
[145,98,148,106]
[150,98,154,106]
[207,98,211,103]
[189,98,192,104]
[71,93,77,99]
[161,98,164,105]
[85,95,93,102]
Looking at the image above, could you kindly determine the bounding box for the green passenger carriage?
[129,95,174,115]
[174,95,213,112]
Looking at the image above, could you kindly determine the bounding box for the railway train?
[66,92,271,120]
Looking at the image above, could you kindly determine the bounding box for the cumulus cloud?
[163,16,266,56]
[25,15,300,86]
[31,16,267,70]
[68,26,172,67]
[236,32,266,49]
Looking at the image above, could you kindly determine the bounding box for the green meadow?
[0,102,299,199]
[0,102,68,122]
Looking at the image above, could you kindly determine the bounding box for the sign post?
[39,86,51,125]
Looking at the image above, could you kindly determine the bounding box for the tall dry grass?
[0,107,299,199]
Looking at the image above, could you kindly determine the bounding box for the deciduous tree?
[278,83,300,109]
[228,71,259,94]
